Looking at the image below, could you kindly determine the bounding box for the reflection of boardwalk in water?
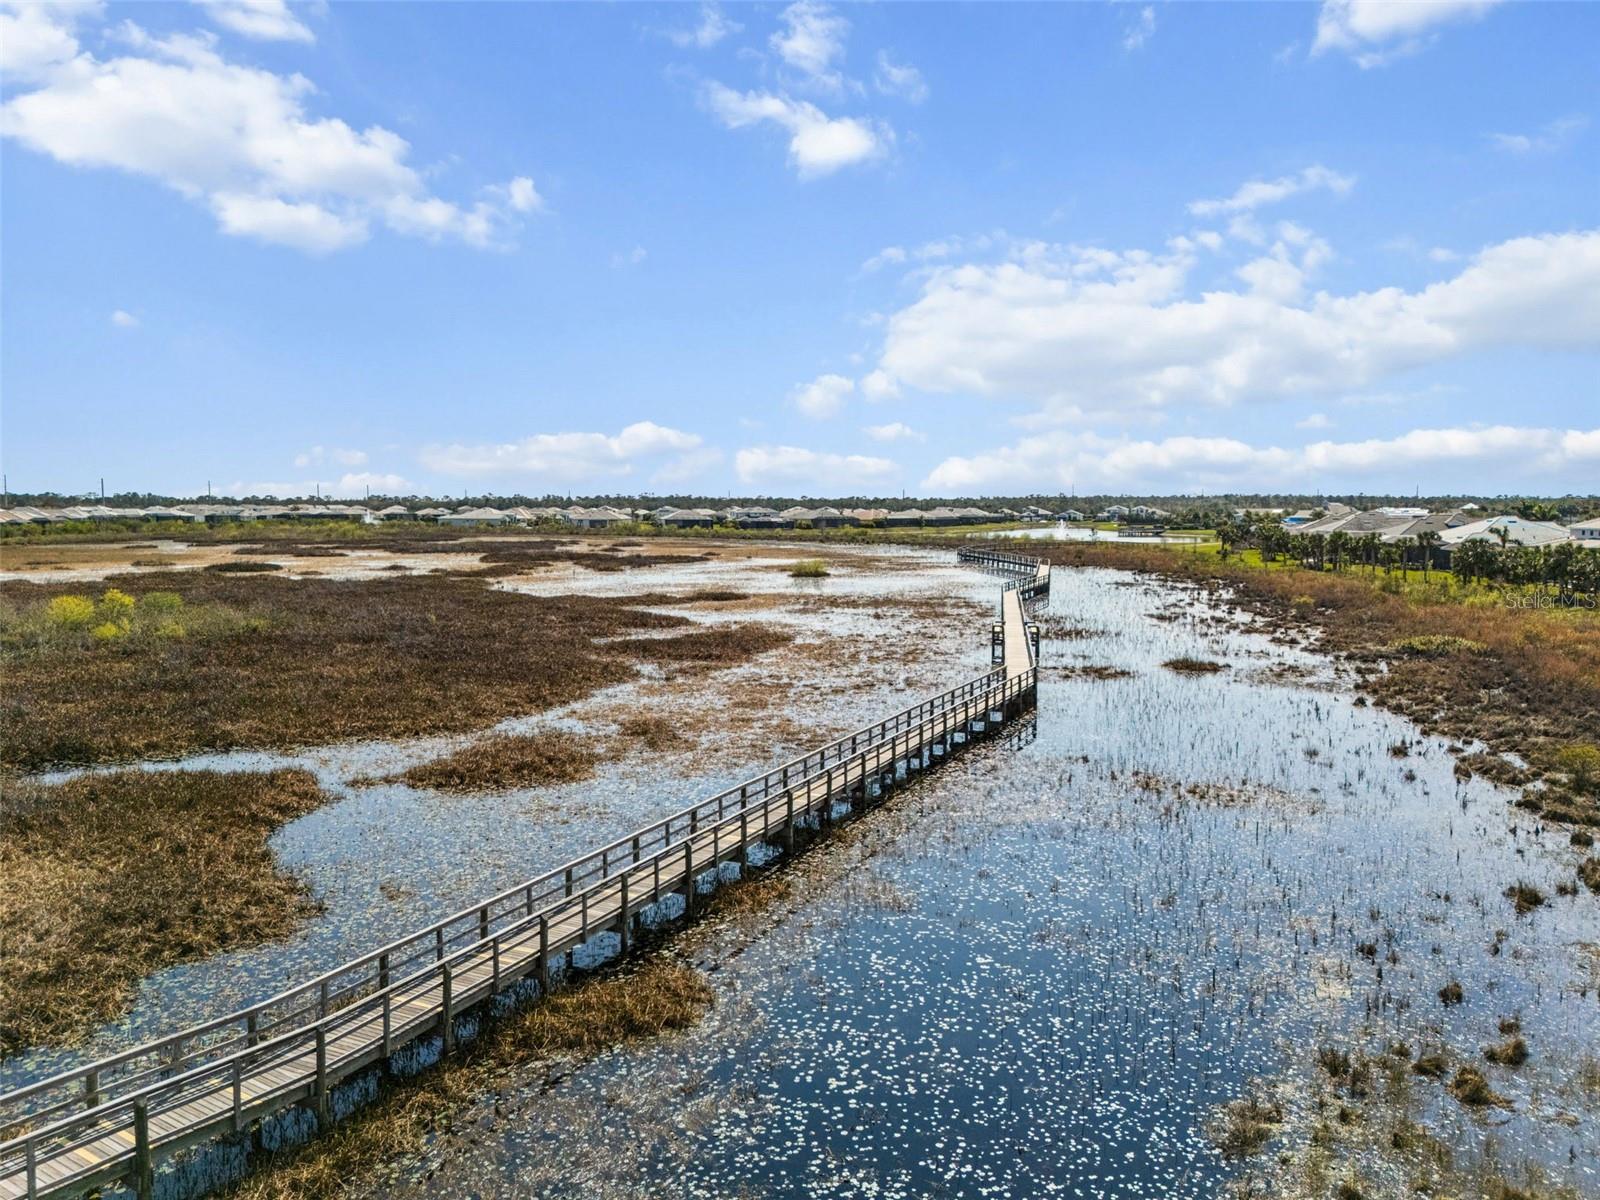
[0,551,1049,1200]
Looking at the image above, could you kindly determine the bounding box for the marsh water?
[7,552,1598,1197]
[352,564,1598,1199]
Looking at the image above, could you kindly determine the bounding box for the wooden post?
[133,1098,153,1200]
[785,787,796,852]
[382,991,393,1058]
[84,1069,100,1109]
[435,927,445,962]
[684,840,697,916]
[231,1060,243,1133]
[478,905,490,942]
[378,952,390,990]
[538,915,551,994]
[25,1137,37,1200]
[619,873,631,955]
[246,1012,259,1047]
[739,810,749,870]
[440,964,455,1055]
[314,1025,330,1130]
[491,937,502,994]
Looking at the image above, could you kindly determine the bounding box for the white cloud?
[294,446,368,468]
[194,0,313,43]
[863,421,923,443]
[652,446,725,486]
[1189,164,1355,217]
[419,422,702,481]
[1122,6,1156,51]
[735,444,896,488]
[110,309,139,328]
[228,471,407,498]
[0,0,98,84]
[923,424,1600,492]
[791,372,854,418]
[701,82,888,178]
[0,11,542,253]
[873,51,927,103]
[1489,114,1588,155]
[771,0,851,94]
[859,369,900,402]
[665,3,740,49]
[1312,0,1503,67]
[866,229,1600,421]
[1296,412,1332,430]
[610,245,648,268]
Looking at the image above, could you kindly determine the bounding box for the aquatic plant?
[789,558,830,578]
[1484,1036,1529,1067]
[1504,881,1546,915]
[1448,1065,1509,1107]
[1161,656,1226,674]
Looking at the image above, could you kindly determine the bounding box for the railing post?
[382,990,393,1058]
[231,1059,243,1133]
[619,873,631,955]
[378,952,390,990]
[84,1068,100,1109]
[25,1137,37,1200]
[492,937,502,994]
[314,1025,330,1129]
[246,1011,259,1047]
[435,927,445,962]
[478,905,490,942]
[133,1098,153,1200]
[319,978,329,1018]
[785,787,796,851]
[684,839,697,916]
[441,964,455,1055]
[565,866,574,897]
[538,915,551,994]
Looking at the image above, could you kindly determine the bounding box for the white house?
[1569,517,1600,544]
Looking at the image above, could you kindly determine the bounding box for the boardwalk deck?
[0,549,1049,1200]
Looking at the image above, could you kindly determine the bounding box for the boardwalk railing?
[0,551,1048,1200]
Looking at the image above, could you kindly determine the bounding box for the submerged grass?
[1027,540,1600,824]
[0,768,329,1052]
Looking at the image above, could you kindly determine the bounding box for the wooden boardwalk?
[0,549,1048,1200]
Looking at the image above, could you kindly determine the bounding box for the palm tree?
[1414,530,1440,580]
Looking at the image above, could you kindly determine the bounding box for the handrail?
[1,663,1009,1129]
[0,667,1036,1189]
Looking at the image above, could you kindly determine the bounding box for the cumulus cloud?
[1295,412,1333,430]
[771,0,851,94]
[873,51,927,103]
[865,229,1600,421]
[1189,165,1354,217]
[790,372,854,418]
[419,422,702,481]
[923,425,1600,492]
[701,82,888,178]
[0,10,542,253]
[1489,114,1588,155]
[863,421,923,443]
[664,2,740,49]
[1122,6,1156,51]
[110,309,139,328]
[194,0,313,43]
[735,444,897,488]
[1312,0,1503,67]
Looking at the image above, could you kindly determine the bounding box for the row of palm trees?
[1216,517,1600,601]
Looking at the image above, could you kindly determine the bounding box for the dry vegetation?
[0,572,789,771]
[1028,540,1600,824]
[377,730,602,793]
[0,768,329,1051]
[221,956,712,1200]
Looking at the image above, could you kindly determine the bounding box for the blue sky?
[2,0,1596,499]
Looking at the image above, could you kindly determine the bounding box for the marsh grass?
[220,956,712,1200]
[383,730,601,793]
[1162,656,1227,674]
[0,573,711,770]
[0,768,329,1052]
[789,559,830,578]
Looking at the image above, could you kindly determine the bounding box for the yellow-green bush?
[90,622,125,642]
[98,589,136,619]
[141,592,184,613]
[46,595,96,628]
[1558,744,1600,795]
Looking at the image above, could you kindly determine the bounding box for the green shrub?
[46,595,96,628]
[1384,635,1488,657]
[789,558,830,578]
[140,591,184,613]
[90,622,125,642]
[1290,595,1316,613]
[1556,744,1600,794]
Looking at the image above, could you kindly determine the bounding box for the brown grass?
[1209,1092,1284,1157]
[610,622,794,669]
[1162,656,1227,674]
[221,956,711,1200]
[382,730,601,793]
[0,572,707,770]
[0,768,329,1052]
[613,713,686,752]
